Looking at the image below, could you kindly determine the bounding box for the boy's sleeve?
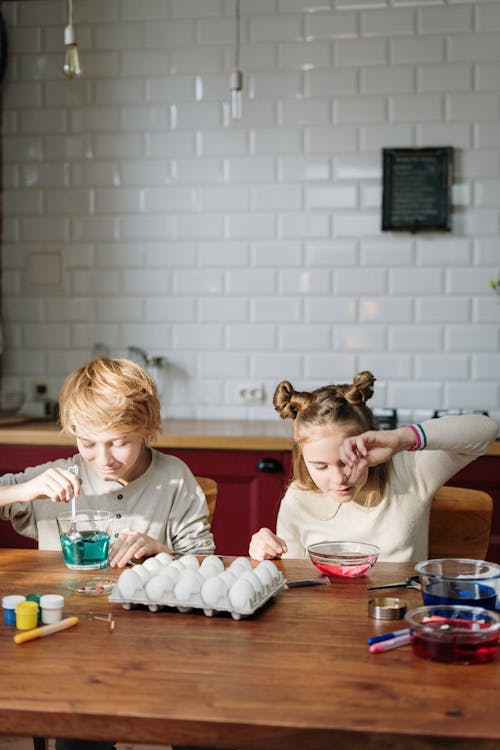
[168,470,215,555]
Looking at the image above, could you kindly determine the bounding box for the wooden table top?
[0,550,499,750]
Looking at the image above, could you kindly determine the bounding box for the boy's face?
[74,426,148,484]
[302,424,368,503]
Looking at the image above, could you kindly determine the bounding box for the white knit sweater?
[277,414,498,562]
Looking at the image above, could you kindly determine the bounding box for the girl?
[0,357,214,567]
[249,371,497,563]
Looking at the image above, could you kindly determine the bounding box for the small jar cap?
[368,597,407,620]
[40,594,64,609]
[2,595,26,609]
[16,600,38,614]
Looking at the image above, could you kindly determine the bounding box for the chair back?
[195,476,218,527]
[428,486,493,560]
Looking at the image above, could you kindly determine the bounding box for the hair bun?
[343,370,375,405]
[273,380,313,420]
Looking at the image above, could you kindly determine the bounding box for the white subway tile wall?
[1,0,499,422]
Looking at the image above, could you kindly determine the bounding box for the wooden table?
[0,550,499,750]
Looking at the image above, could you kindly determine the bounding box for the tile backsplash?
[1,0,499,423]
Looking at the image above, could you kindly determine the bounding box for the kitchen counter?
[0,417,499,454]
[0,418,294,451]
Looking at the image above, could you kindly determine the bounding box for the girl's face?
[75,426,149,485]
[301,424,368,503]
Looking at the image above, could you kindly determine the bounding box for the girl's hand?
[18,468,81,504]
[249,527,287,561]
[339,427,416,474]
[109,529,170,568]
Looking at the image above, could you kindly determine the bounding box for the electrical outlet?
[238,383,265,404]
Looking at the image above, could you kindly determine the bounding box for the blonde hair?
[59,357,161,444]
[273,371,388,504]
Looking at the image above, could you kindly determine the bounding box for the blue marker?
[367,627,410,646]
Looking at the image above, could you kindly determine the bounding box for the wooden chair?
[428,485,493,560]
[196,475,218,527]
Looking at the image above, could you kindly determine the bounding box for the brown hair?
[59,357,161,444]
[274,371,388,504]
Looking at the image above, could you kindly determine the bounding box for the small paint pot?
[16,600,39,630]
[26,594,43,623]
[2,595,26,626]
[40,594,64,624]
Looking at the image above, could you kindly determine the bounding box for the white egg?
[174,570,203,601]
[155,552,173,566]
[178,554,200,570]
[145,574,168,601]
[162,566,181,586]
[254,562,275,590]
[201,576,229,608]
[218,570,237,587]
[229,557,253,575]
[240,570,265,597]
[169,560,186,574]
[142,557,163,574]
[258,559,281,584]
[133,565,153,583]
[200,555,224,574]
[228,579,256,613]
[117,568,142,599]
[199,563,222,580]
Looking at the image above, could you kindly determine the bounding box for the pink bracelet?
[407,424,422,452]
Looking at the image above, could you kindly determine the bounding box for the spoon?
[367,575,421,591]
[67,464,80,539]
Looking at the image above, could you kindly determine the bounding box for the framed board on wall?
[382,147,453,233]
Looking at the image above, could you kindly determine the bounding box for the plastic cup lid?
[40,594,64,609]
[2,595,26,609]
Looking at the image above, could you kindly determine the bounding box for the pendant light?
[63,0,82,79]
[229,0,242,120]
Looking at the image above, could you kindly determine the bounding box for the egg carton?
[108,553,287,620]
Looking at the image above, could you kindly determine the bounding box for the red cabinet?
[0,445,76,548]
[0,443,498,562]
[164,448,292,556]
[0,444,292,555]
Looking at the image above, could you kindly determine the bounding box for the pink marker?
[369,632,411,653]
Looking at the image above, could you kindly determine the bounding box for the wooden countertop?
[0,418,294,451]
[0,418,499,455]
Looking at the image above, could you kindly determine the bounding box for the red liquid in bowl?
[411,632,499,664]
[314,562,372,579]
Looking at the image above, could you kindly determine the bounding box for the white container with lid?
[2,595,26,625]
[40,594,64,624]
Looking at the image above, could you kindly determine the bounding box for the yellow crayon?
[14,615,79,645]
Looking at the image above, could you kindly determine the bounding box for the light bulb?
[63,42,82,79]
[63,0,82,79]
[230,69,242,120]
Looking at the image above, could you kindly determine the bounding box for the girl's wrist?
[405,423,427,452]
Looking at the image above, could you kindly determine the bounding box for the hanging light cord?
[234,0,240,73]
[67,0,74,30]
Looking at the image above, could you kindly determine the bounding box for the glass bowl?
[307,541,380,579]
[415,558,500,610]
[405,604,500,664]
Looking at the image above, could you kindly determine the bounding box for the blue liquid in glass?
[422,581,497,610]
[60,530,110,569]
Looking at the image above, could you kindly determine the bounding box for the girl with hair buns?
[249,371,497,563]
[0,357,214,569]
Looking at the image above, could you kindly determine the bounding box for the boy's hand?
[249,527,287,561]
[109,529,169,568]
[19,467,81,504]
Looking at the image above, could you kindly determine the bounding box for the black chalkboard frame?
[382,146,453,233]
